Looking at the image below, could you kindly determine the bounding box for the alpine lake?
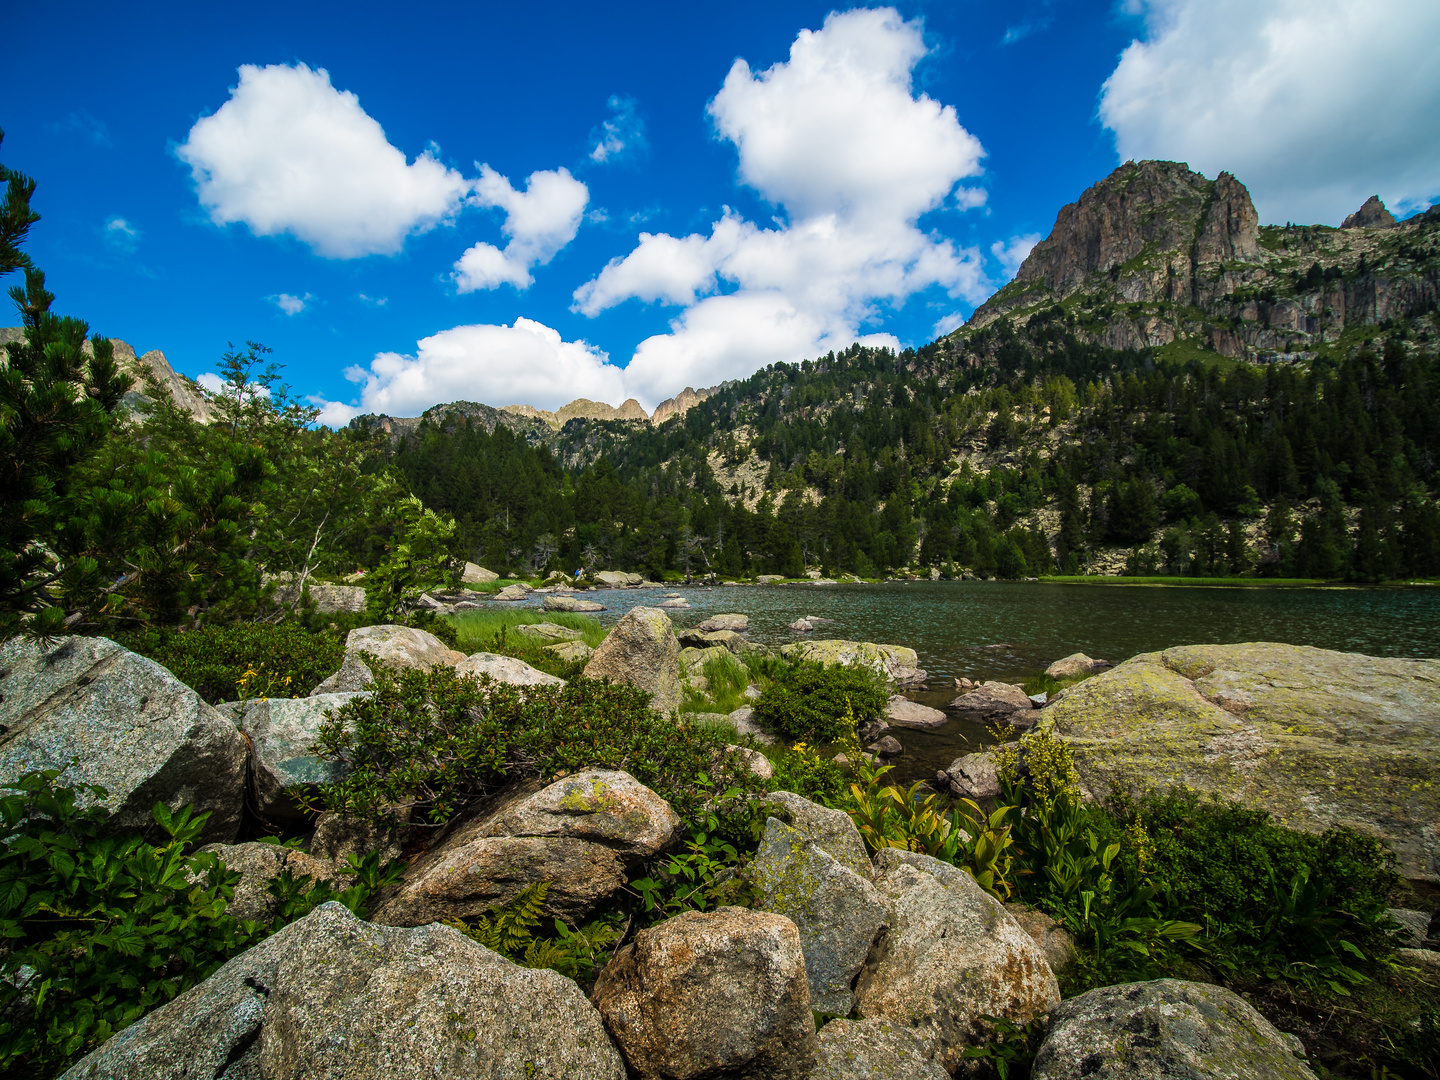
[517,580,1440,786]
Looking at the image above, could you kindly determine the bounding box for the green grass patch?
[1040,575,1330,587]
[447,608,606,679]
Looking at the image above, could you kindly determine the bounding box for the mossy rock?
[1043,642,1440,880]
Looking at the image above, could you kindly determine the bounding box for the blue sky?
[5,0,1438,422]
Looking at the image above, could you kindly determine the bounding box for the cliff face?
[963,162,1439,363]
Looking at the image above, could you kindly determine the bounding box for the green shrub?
[307,665,766,827]
[752,661,887,743]
[115,621,345,703]
[770,743,848,805]
[0,771,399,1078]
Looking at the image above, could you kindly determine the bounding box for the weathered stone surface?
[758,790,871,876]
[455,652,565,687]
[1043,642,1440,881]
[545,594,605,612]
[0,636,246,845]
[583,606,681,714]
[493,583,533,601]
[62,902,625,1080]
[856,849,1060,1074]
[271,579,367,614]
[217,693,365,823]
[462,561,499,584]
[1005,903,1077,974]
[313,624,465,694]
[592,906,816,1080]
[546,640,594,663]
[1399,947,1440,972]
[657,597,690,609]
[1045,653,1110,680]
[374,833,626,925]
[595,570,643,587]
[886,695,947,728]
[789,618,814,632]
[810,1019,947,1080]
[873,735,902,757]
[780,639,925,686]
[478,769,681,857]
[1031,979,1316,1080]
[724,745,774,781]
[1389,907,1432,947]
[515,622,586,643]
[729,705,779,746]
[950,681,1034,714]
[197,842,342,922]
[753,818,889,1015]
[679,628,756,654]
[946,751,1000,801]
[697,613,748,633]
[310,810,416,865]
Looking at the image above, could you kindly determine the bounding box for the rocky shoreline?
[3,610,1438,1079]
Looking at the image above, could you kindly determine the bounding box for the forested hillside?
[375,162,1440,583]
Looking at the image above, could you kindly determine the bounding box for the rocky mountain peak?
[1341,195,1397,230]
[977,160,1261,327]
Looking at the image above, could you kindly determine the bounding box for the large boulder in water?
[61,902,626,1080]
[1042,643,1440,881]
[0,636,246,845]
[1031,978,1316,1080]
[582,606,681,714]
[779,639,925,686]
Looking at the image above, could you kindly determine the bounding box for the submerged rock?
[1044,652,1110,680]
[1043,642,1440,881]
[886,695,946,728]
[696,613,749,633]
[1031,978,1316,1079]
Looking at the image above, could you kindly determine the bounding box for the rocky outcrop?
[810,1019,946,1080]
[312,624,465,694]
[779,640,926,686]
[62,902,626,1080]
[501,397,649,428]
[945,751,1000,800]
[751,817,889,1015]
[696,613,749,633]
[196,842,343,922]
[454,652,565,687]
[544,594,605,612]
[950,681,1035,717]
[216,693,365,824]
[1031,979,1316,1079]
[855,849,1060,1073]
[595,570,645,587]
[1342,195,1396,230]
[582,607,682,714]
[462,561,499,583]
[1044,653,1110,680]
[886,695,946,728]
[374,770,678,926]
[650,384,722,426]
[0,636,246,845]
[592,906,816,1080]
[1041,642,1440,881]
[757,790,872,877]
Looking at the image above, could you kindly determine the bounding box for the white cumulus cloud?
[1099,0,1440,223]
[312,318,624,426]
[177,63,471,258]
[271,292,311,315]
[991,233,1042,279]
[573,7,989,404]
[453,165,589,292]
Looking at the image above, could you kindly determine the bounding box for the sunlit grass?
[448,608,606,653]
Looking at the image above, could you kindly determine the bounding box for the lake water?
[507,580,1440,783]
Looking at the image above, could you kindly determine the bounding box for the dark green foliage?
[0,773,256,1078]
[752,661,888,743]
[769,744,848,805]
[0,770,399,1079]
[444,883,624,984]
[115,621,347,703]
[308,665,766,826]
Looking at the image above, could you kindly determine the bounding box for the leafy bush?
[769,743,848,805]
[752,661,887,743]
[0,771,398,1078]
[308,665,767,827]
[115,621,345,703]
